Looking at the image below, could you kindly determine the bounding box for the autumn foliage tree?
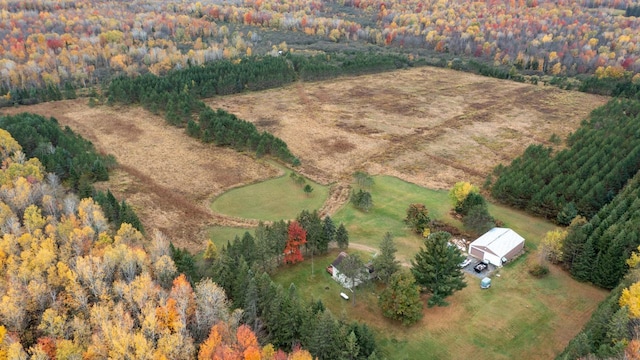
[284,221,307,264]
[378,271,423,326]
[0,126,317,359]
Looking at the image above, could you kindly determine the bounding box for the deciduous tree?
[404,204,431,235]
[378,271,423,326]
[339,253,369,306]
[449,182,478,210]
[541,229,568,264]
[284,221,306,264]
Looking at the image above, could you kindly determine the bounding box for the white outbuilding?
[468,228,525,267]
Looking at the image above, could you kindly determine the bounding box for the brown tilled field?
[1,66,608,250]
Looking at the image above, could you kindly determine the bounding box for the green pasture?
[210,168,329,221]
[218,174,604,359]
[332,176,460,261]
[332,176,557,262]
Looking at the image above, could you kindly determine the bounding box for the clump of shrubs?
[528,263,550,278]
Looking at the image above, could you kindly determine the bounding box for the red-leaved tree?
[284,221,306,264]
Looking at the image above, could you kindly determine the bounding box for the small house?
[468,228,525,267]
[326,252,367,289]
[481,277,491,289]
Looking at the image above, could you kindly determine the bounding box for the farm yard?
[0,65,609,358]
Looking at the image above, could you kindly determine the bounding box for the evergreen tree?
[344,331,360,360]
[244,276,259,333]
[411,231,467,307]
[232,257,250,308]
[169,243,198,283]
[309,311,343,360]
[254,222,275,273]
[347,323,377,359]
[372,232,400,284]
[593,238,627,289]
[462,205,495,235]
[571,237,596,282]
[456,192,487,216]
[557,202,578,226]
[119,200,144,233]
[336,223,349,250]
[322,216,336,251]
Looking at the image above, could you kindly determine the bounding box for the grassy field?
[210,168,329,221]
[4,68,607,251]
[273,230,606,360]
[208,226,256,248]
[331,175,557,263]
[332,176,460,261]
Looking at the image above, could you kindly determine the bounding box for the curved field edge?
[0,66,608,251]
[210,165,330,221]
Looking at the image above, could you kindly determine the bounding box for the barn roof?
[331,252,348,268]
[469,228,525,257]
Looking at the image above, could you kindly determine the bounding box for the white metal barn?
[468,228,525,266]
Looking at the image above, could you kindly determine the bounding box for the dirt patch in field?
[206,67,608,190]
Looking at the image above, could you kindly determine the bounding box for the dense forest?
[0,0,640,100]
[0,115,379,359]
[3,0,640,358]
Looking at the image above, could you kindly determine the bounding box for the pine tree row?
[0,113,114,195]
[491,99,640,224]
[560,172,640,289]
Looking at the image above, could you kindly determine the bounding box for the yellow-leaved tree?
[620,282,640,318]
[541,229,568,264]
[448,181,478,210]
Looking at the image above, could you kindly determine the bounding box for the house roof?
[331,252,348,268]
[469,228,525,258]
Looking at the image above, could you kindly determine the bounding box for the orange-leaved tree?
[284,221,306,264]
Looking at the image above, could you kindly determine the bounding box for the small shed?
[481,277,491,289]
[469,228,525,267]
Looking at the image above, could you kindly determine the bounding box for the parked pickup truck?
[474,261,488,273]
[459,258,472,268]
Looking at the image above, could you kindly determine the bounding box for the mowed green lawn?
[332,176,460,261]
[273,232,606,360]
[332,176,557,262]
[210,168,329,221]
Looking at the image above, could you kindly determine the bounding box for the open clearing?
[211,166,329,221]
[206,66,608,189]
[274,250,607,360]
[1,67,607,250]
[0,100,279,251]
[0,66,610,358]
[332,175,557,263]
